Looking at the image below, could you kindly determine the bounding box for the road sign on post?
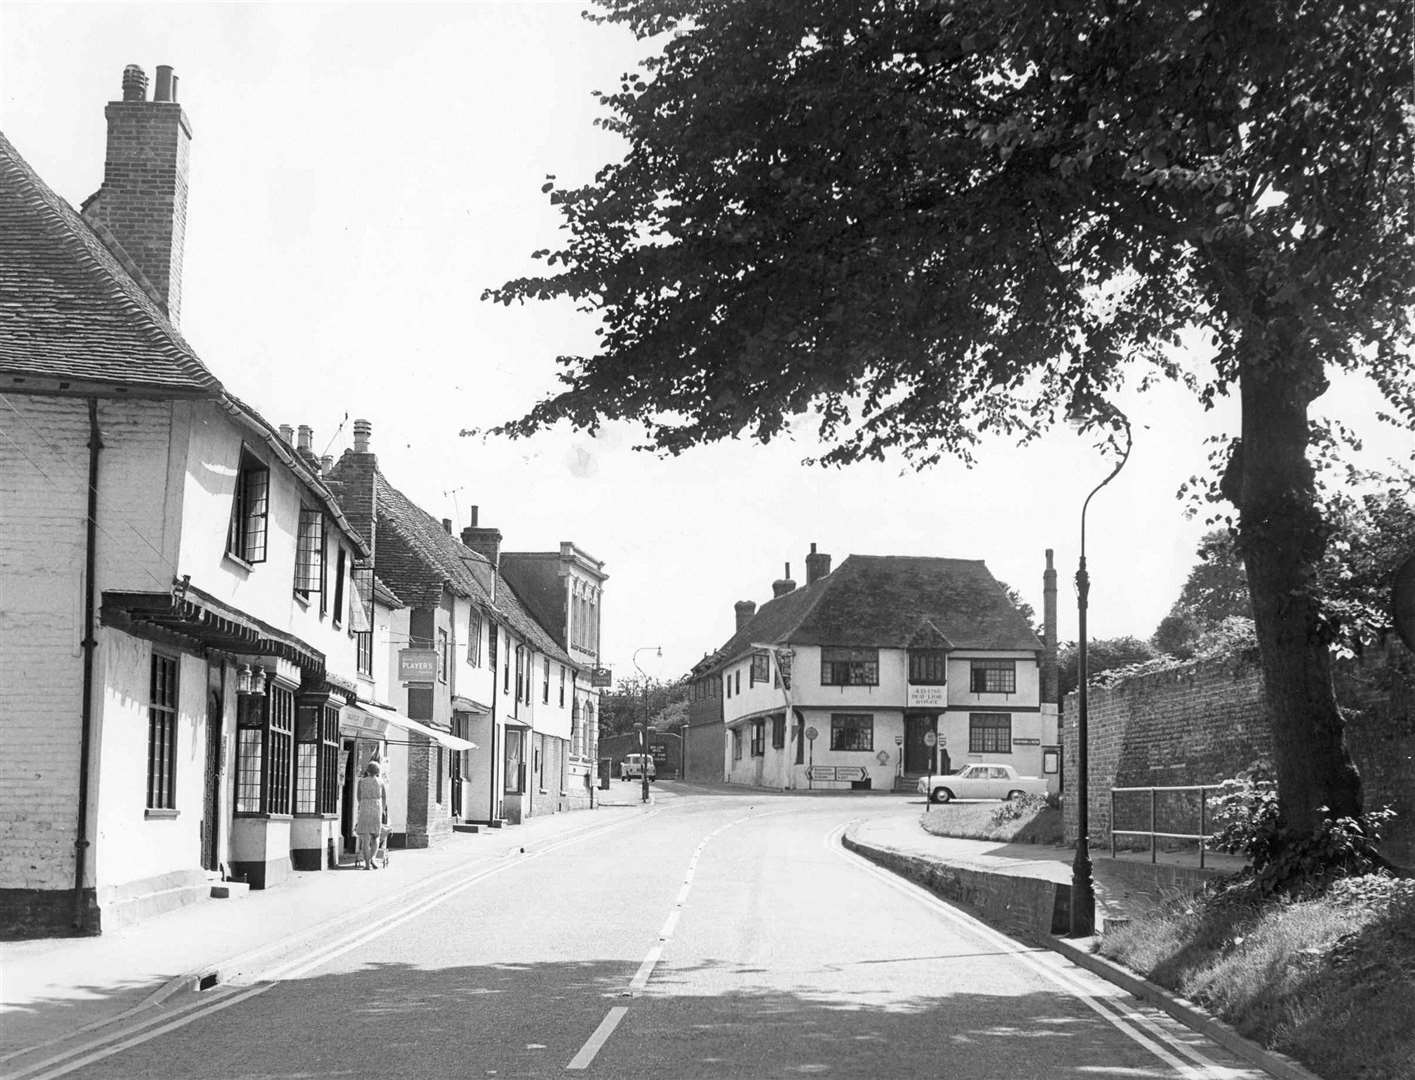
[804,726,817,790]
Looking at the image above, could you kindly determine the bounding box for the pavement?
[2,786,1313,1080]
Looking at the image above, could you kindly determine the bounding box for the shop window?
[226,452,269,564]
[771,714,786,750]
[821,647,879,686]
[830,713,873,751]
[750,719,765,756]
[295,699,342,815]
[969,659,1016,694]
[908,649,947,685]
[969,712,1012,753]
[236,682,295,815]
[147,653,179,810]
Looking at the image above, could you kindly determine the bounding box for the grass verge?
[1099,875,1415,1080]
[918,799,1065,845]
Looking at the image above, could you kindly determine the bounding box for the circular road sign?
[805,726,818,742]
[924,731,938,747]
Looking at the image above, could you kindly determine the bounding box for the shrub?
[990,792,1048,826]
[1208,763,1396,897]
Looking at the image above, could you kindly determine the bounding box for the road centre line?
[567,806,797,1071]
[565,1007,628,1071]
[828,825,1252,1080]
[8,813,649,1080]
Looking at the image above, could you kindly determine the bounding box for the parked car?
[620,753,656,782]
[917,763,1047,803]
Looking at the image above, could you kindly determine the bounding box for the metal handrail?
[1109,783,1219,868]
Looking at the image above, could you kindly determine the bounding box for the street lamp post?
[1070,410,1132,938]
[633,646,662,805]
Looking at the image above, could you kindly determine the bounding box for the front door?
[903,713,934,774]
[201,680,223,872]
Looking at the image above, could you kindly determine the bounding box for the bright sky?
[3,1,1408,686]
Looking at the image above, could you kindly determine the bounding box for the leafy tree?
[996,580,1038,637]
[1153,529,1250,657]
[1058,635,1160,697]
[486,1,1414,844]
[598,676,689,738]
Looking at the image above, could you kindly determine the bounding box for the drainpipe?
[74,399,103,931]
[488,624,499,825]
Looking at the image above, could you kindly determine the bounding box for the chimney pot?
[296,425,313,452]
[278,424,294,445]
[320,454,334,474]
[1042,548,1059,704]
[121,64,148,102]
[469,505,479,527]
[352,418,371,454]
[442,518,452,534]
[771,561,797,598]
[461,521,502,566]
[734,600,757,632]
[89,63,191,322]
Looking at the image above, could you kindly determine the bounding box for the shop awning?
[343,699,477,751]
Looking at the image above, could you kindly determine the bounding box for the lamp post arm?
[1079,416,1133,559]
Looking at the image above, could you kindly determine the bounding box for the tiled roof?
[0,131,221,397]
[705,555,1041,672]
[366,472,570,664]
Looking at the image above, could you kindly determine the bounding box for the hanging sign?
[398,648,437,683]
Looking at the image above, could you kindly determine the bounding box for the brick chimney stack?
[772,563,796,598]
[805,543,831,585]
[1042,548,1059,704]
[461,506,502,565]
[83,63,192,324]
[735,600,757,632]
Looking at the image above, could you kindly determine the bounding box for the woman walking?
[356,760,387,870]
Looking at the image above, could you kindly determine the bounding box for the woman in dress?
[356,760,387,870]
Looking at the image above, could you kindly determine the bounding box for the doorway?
[903,713,936,774]
[201,676,223,872]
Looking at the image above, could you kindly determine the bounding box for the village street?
[14,787,1266,1080]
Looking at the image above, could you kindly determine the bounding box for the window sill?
[293,592,311,610]
[144,808,180,820]
[224,552,254,573]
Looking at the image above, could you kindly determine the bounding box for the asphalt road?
[53,788,1267,1079]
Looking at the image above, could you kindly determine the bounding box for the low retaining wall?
[842,834,1070,938]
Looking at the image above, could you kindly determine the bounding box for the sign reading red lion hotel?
[398,648,438,684]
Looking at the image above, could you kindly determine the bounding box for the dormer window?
[226,451,269,564]
[908,649,947,685]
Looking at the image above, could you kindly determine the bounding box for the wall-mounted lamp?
[236,664,267,697]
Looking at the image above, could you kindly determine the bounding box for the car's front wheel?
[1007,789,1025,800]
[931,787,954,804]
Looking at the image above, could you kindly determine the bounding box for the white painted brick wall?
[0,397,177,891]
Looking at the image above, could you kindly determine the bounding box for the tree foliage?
[1057,635,1160,697]
[598,676,689,738]
[486,0,1415,838]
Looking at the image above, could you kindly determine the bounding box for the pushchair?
[375,823,391,869]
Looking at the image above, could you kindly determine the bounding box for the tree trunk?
[1227,350,1363,830]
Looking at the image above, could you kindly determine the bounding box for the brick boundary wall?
[1062,642,1415,864]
